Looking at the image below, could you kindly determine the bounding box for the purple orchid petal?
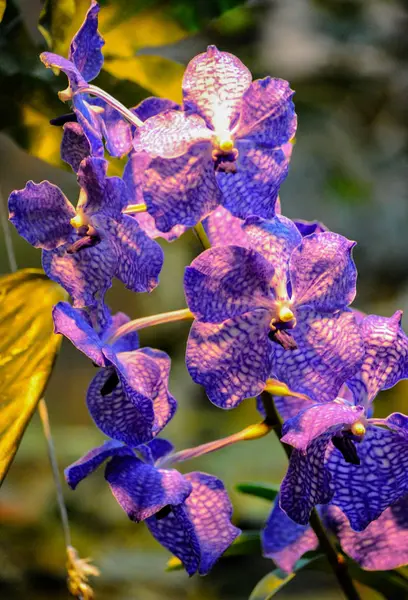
[142,142,221,232]
[236,77,296,146]
[243,215,302,298]
[102,347,176,439]
[96,215,163,293]
[131,97,180,122]
[347,311,408,406]
[262,498,318,573]
[52,301,105,366]
[123,151,187,242]
[133,110,212,159]
[281,402,365,451]
[186,311,272,409]
[65,440,133,489]
[106,455,191,522]
[8,181,75,250]
[147,472,240,576]
[327,426,408,531]
[77,157,127,219]
[280,433,334,525]
[42,238,116,308]
[290,232,357,312]
[182,45,251,132]
[138,439,174,465]
[40,52,86,90]
[99,101,133,157]
[264,394,314,422]
[294,220,328,237]
[324,497,408,570]
[61,122,91,172]
[68,0,104,81]
[382,412,408,438]
[100,311,140,354]
[87,366,156,446]
[184,245,274,323]
[203,206,248,247]
[217,143,289,220]
[147,504,201,576]
[272,307,364,403]
[136,348,177,435]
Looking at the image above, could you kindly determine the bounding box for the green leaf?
[236,482,280,502]
[249,556,323,600]
[348,564,408,600]
[38,0,78,54]
[0,269,66,485]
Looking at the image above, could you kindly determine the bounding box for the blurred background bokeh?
[0,0,407,598]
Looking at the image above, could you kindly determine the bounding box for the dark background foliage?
[0,1,407,598]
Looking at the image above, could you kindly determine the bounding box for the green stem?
[75,85,144,127]
[193,221,211,250]
[122,203,147,214]
[38,398,72,548]
[260,391,362,600]
[109,307,194,344]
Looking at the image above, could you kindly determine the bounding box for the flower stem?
[109,308,194,344]
[122,203,148,214]
[76,84,144,127]
[193,221,211,250]
[159,419,274,467]
[260,391,362,600]
[38,398,72,548]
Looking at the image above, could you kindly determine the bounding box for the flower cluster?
[8,0,408,583]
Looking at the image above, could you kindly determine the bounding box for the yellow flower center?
[351,421,366,437]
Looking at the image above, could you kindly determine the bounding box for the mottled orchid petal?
[105,455,192,522]
[65,440,133,489]
[184,245,274,323]
[8,181,75,250]
[324,497,408,570]
[52,301,105,366]
[186,311,272,409]
[281,402,365,452]
[68,0,104,81]
[136,348,177,435]
[103,312,140,354]
[77,157,127,219]
[184,472,240,575]
[133,110,212,159]
[243,215,302,298]
[61,122,91,172]
[97,215,164,293]
[42,238,117,308]
[147,472,240,576]
[182,45,251,132]
[327,426,408,531]
[87,367,155,446]
[123,150,185,242]
[138,438,174,465]
[237,77,296,146]
[347,312,408,406]
[272,308,364,403]
[142,142,221,232]
[280,433,334,525]
[132,97,180,122]
[218,144,288,220]
[203,206,248,247]
[100,102,133,158]
[290,232,357,312]
[262,498,318,572]
[147,504,200,576]
[264,394,313,422]
[294,220,328,237]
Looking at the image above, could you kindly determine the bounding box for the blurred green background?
[0,0,407,598]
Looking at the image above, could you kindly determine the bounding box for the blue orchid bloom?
[278,311,408,528]
[66,437,240,576]
[8,156,163,308]
[184,214,364,409]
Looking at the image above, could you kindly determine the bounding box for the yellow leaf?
[0,269,67,485]
[103,56,184,103]
[0,0,6,23]
[22,105,63,167]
